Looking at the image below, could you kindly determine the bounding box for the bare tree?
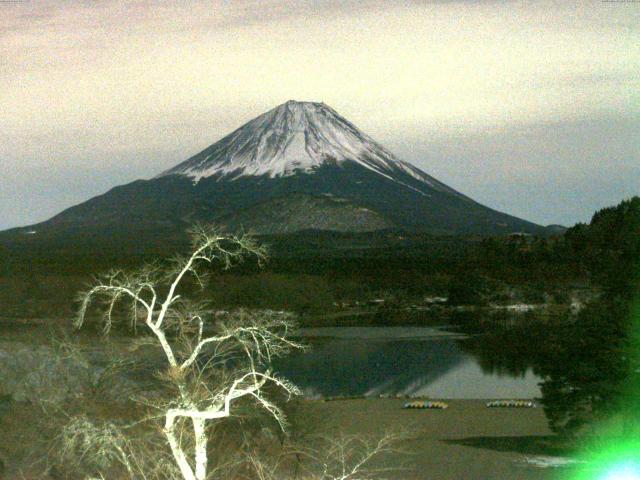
[75,225,302,480]
[309,433,407,480]
[241,431,407,480]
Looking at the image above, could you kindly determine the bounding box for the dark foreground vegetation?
[0,219,588,322]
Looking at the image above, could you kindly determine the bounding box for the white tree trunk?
[165,415,197,480]
[193,418,208,480]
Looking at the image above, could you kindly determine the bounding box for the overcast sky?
[2,0,639,230]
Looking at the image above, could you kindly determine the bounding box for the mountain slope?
[4,100,547,240]
[216,193,393,235]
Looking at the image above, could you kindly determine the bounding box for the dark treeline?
[0,229,460,318]
[538,196,640,435]
[0,213,596,320]
[0,228,577,320]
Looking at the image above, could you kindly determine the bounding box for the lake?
[274,326,542,399]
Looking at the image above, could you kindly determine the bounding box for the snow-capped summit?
[158,100,450,194]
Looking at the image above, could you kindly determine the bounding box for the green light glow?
[566,439,640,480]
[600,462,640,480]
[565,294,640,480]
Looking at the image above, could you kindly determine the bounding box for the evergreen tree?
[538,197,640,435]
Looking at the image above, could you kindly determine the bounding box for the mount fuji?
[8,101,546,240]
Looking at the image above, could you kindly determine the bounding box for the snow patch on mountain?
[157,101,456,196]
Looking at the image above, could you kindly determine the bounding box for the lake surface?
[274,326,542,399]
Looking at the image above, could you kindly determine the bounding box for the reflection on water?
[274,326,542,399]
